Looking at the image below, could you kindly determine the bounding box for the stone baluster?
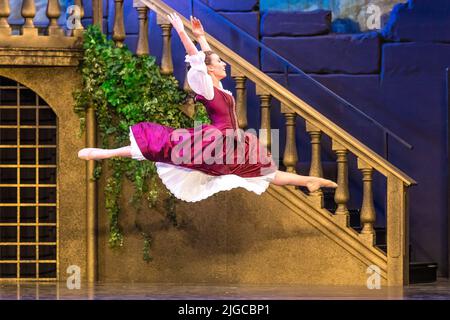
[0,0,11,36]
[332,140,350,226]
[134,0,149,56]
[306,121,324,206]
[231,67,248,129]
[281,104,298,173]
[21,0,37,36]
[92,0,103,31]
[46,0,64,36]
[183,64,192,93]
[112,0,125,47]
[181,63,196,118]
[256,86,272,150]
[157,14,173,75]
[357,158,376,245]
[306,122,323,178]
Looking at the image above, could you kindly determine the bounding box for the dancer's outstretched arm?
[191,16,211,52]
[167,13,198,56]
[167,13,214,99]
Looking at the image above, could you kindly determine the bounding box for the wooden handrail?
[140,0,416,186]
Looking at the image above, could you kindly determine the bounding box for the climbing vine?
[73,25,210,260]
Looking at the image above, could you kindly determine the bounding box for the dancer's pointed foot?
[78,148,99,160]
[306,177,338,193]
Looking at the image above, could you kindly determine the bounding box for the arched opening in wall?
[0,76,58,281]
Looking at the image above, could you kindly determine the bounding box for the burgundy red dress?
[129,51,278,202]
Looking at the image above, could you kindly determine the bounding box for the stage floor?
[0,278,449,300]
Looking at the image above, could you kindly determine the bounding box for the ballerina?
[78,13,337,202]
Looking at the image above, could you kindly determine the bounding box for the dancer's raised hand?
[191,16,211,51]
[167,12,184,33]
[190,16,205,38]
[167,12,197,55]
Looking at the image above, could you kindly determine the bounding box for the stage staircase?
[0,0,437,285]
[136,0,417,286]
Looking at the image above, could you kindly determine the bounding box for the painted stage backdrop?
[7,0,74,26]
[7,0,404,33]
[261,0,405,32]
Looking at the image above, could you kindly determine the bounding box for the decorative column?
[86,106,97,284]
[306,121,324,206]
[281,104,298,173]
[256,86,272,150]
[157,14,174,75]
[134,0,149,56]
[357,158,376,245]
[332,140,350,226]
[112,0,125,47]
[92,0,103,31]
[46,0,64,36]
[181,64,196,118]
[0,0,11,36]
[231,67,248,129]
[21,0,37,36]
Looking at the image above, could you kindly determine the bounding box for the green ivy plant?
[73,25,210,261]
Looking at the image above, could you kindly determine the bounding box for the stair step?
[327,208,361,227]
[294,180,437,284]
[353,226,386,245]
[409,262,438,284]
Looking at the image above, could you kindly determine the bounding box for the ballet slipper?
[78,148,96,160]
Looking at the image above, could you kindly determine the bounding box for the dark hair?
[186,50,217,71]
[203,50,215,65]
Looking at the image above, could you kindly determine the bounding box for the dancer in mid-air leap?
[78,13,337,202]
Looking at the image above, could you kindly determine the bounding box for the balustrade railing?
[124,0,415,285]
[0,0,85,48]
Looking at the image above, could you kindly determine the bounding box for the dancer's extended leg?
[271,170,337,192]
[78,146,132,160]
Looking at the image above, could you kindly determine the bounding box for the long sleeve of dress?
[185,51,215,100]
